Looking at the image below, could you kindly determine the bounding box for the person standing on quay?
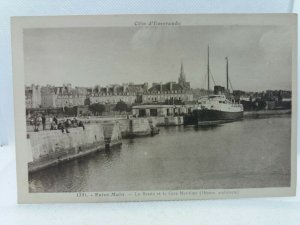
[53,116,58,125]
[42,114,46,130]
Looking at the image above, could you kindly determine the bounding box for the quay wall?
[80,116,184,137]
[26,116,183,172]
[130,118,152,136]
[149,116,184,126]
[101,121,123,147]
[110,122,123,146]
[80,116,183,127]
[118,118,152,137]
[28,124,107,172]
[81,117,154,138]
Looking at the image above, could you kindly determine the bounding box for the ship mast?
[207,45,210,94]
[226,56,229,91]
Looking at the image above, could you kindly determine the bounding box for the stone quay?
[27,117,163,173]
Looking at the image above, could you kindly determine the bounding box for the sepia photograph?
[12,14,297,202]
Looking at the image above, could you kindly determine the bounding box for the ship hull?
[192,109,243,125]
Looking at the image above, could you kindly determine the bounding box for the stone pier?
[149,116,184,126]
[28,123,112,173]
[27,118,153,172]
[118,118,152,137]
[102,121,122,148]
[79,117,159,138]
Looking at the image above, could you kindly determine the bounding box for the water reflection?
[103,146,122,161]
[193,124,222,131]
[244,113,291,120]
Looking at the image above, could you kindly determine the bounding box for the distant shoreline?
[244,109,291,118]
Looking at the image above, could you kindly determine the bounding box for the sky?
[24,25,293,92]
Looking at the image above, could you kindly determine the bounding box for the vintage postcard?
[12,14,297,203]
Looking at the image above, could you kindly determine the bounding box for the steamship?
[192,47,244,125]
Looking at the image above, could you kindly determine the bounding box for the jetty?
[27,117,158,173]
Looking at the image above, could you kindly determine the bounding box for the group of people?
[29,114,85,133]
[50,116,85,133]
[29,114,47,132]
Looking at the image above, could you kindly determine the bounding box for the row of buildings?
[233,90,292,102]
[25,60,292,113]
[25,62,193,109]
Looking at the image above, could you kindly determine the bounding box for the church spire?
[178,60,190,90]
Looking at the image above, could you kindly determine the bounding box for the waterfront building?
[40,85,56,108]
[39,84,83,108]
[132,104,188,117]
[25,84,42,108]
[90,93,137,105]
[38,84,87,108]
[25,62,195,109]
[142,82,193,104]
[90,83,148,104]
[142,62,193,104]
[239,96,251,102]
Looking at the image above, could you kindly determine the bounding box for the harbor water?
[29,115,291,192]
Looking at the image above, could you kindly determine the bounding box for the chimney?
[123,84,128,93]
[113,85,118,95]
[67,83,72,93]
[144,82,148,91]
